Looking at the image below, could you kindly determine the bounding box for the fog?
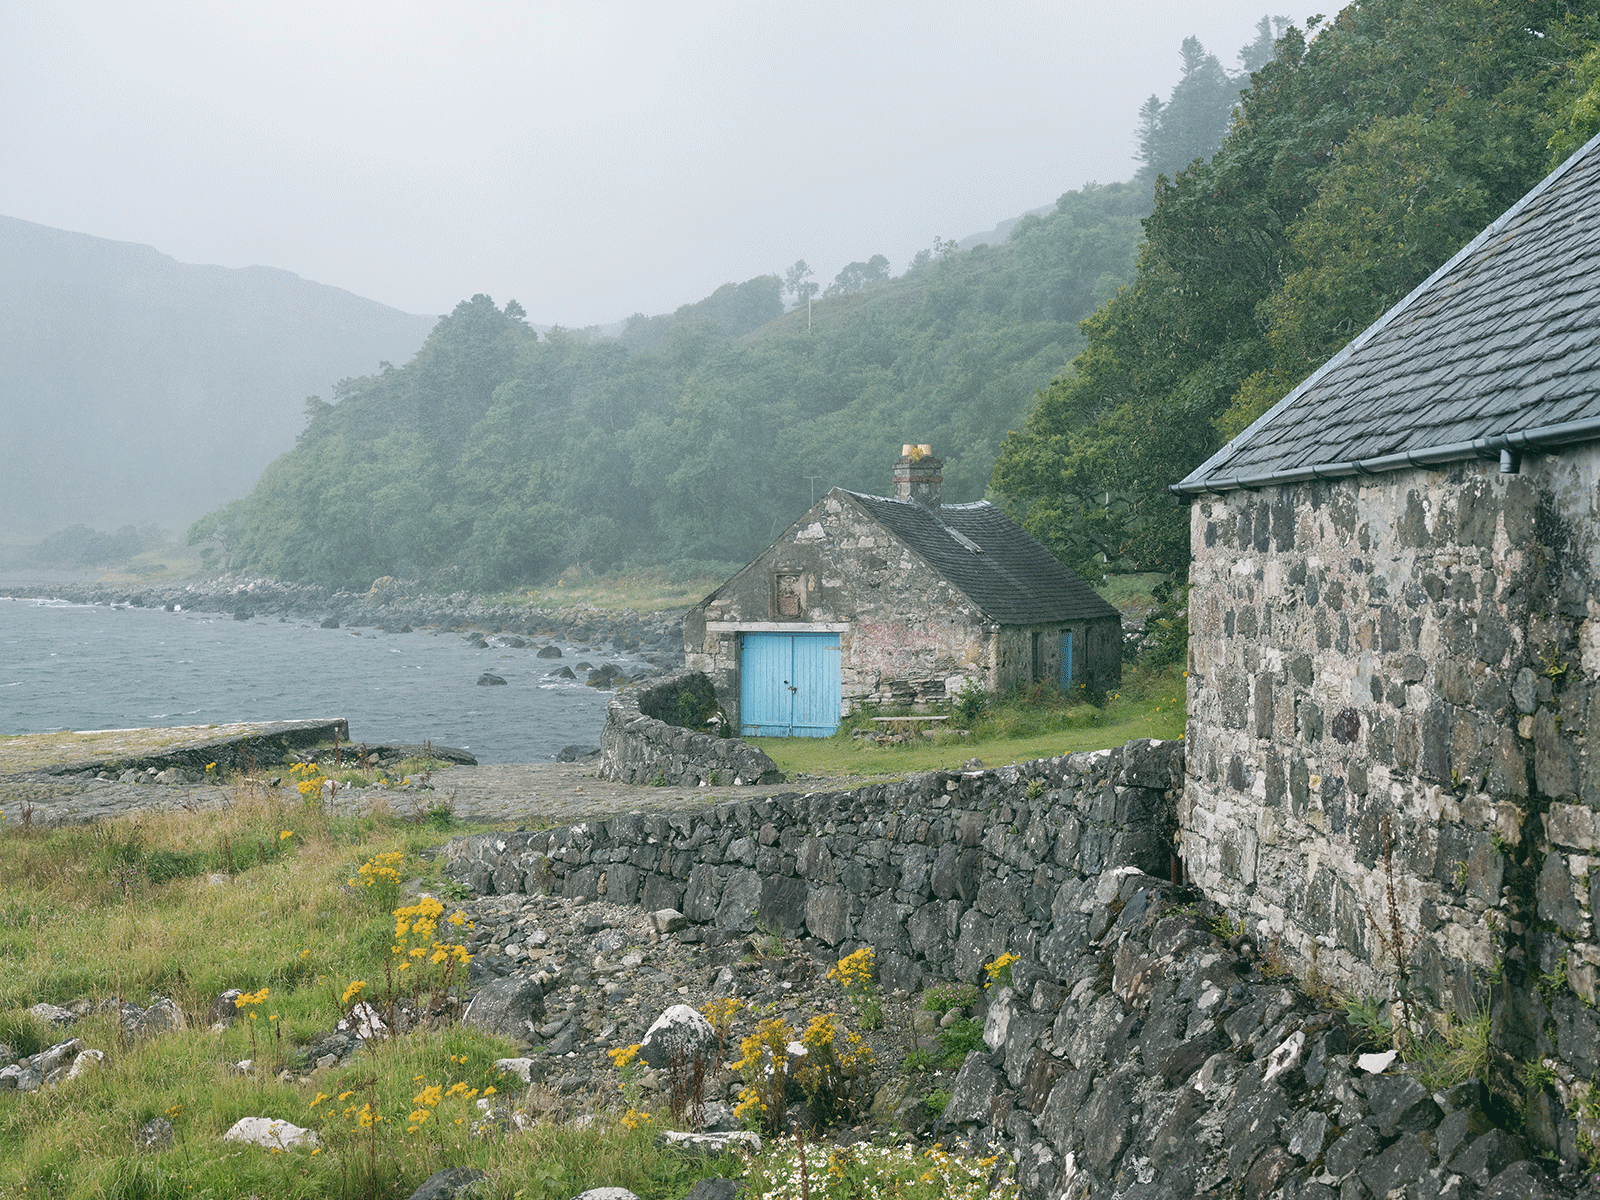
[1,0,1291,328]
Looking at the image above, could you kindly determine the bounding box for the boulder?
[477,673,508,686]
[638,1004,716,1071]
[406,1167,491,1200]
[222,1117,320,1149]
[537,645,562,658]
[462,975,546,1043]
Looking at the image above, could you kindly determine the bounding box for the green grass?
[0,786,759,1199]
[485,561,742,615]
[752,664,1186,779]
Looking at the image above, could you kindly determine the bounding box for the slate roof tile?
[1178,132,1600,493]
[840,491,1119,626]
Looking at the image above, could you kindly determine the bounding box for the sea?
[0,596,652,764]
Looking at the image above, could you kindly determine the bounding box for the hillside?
[200,174,1151,591]
[0,216,436,537]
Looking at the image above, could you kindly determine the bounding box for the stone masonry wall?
[1184,450,1600,1158]
[597,672,783,787]
[449,739,1182,997]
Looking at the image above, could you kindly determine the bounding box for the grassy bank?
[0,784,745,1199]
[753,664,1185,779]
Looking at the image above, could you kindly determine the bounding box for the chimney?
[893,443,943,508]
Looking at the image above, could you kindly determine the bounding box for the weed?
[829,947,882,1030]
[935,1017,986,1065]
[922,982,979,1015]
[732,1017,793,1135]
[792,1013,875,1129]
[1407,1005,1493,1091]
[984,951,1019,989]
[1210,911,1243,941]
[924,1088,952,1116]
[1362,814,1419,1051]
[1024,778,1045,800]
[1343,995,1393,1051]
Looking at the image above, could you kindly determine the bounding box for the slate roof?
[842,491,1120,626]
[1175,129,1600,496]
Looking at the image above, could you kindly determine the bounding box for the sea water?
[0,597,645,764]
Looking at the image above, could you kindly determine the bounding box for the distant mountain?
[0,216,436,537]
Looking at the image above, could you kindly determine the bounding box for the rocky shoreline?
[0,575,690,670]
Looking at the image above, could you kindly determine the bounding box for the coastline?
[0,573,689,669]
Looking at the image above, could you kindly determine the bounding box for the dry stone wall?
[448,739,1182,997]
[597,672,782,787]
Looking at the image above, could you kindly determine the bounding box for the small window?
[774,573,804,618]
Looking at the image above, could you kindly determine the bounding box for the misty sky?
[2,1,1299,328]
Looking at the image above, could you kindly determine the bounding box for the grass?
[0,781,753,1199]
[487,562,743,616]
[751,663,1186,779]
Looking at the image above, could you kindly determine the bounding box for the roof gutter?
[1169,415,1600,499]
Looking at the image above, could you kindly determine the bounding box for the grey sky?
[2,1,1294,327]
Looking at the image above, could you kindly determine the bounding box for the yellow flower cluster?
[828,946,876,993]
[349,850,405,889]
[406,1078,485,1134]
[290,760,327,800]
[341,980,366,1006]
[620,1108,652,1129]
[732,1016,794,1128]
[984,951,1019,989]
[607,1043,641,1072]
[233,986,269,1009]
[390,894,472,974]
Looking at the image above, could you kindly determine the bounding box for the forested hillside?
[992,0,1600,581]
[188,24,1267,592]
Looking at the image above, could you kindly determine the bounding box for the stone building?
[684,446,1121,736]
[1171,130,1600,1142]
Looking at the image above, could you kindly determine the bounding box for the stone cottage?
[1171,130,1600,1145]
[684,446,1121,736]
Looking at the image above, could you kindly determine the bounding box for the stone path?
[0,760,896,828]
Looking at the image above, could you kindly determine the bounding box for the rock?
[942,1052,1001,1126]
[638,1004,716,1071]
[477,673,508,686]
[492,1057,538,1084]
[537,645,562,658]
[129,997,187,1038]
[658,1130,761,1155]
[28,1003,76,1027]
[679,1179,740,1200]
[549,666,577,680]
[321,617,340,628]
[405,1167,491,1200]
[207,989,244,1024]
[462,975,546,1042]
[569,1191,640,1200]
[134,1117,174,1151]
[650,909,689,933]
[222,1117,320,1150]
[557,745,599,762]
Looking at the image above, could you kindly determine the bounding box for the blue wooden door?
[741,633,840,737]
[1059,630,1074,689]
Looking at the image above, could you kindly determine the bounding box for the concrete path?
[0,757,894,828]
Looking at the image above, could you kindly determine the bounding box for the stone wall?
[1183,451,1600,1158]
[597,672,783,787]
[448,738,1183,996]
